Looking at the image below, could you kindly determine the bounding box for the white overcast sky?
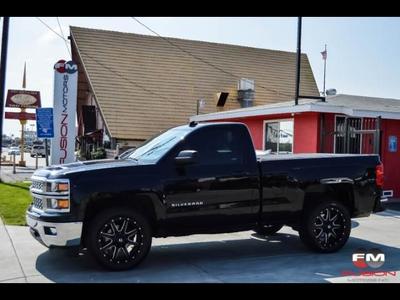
[3,17,400,136]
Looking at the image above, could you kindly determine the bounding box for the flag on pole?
[22,62,26,89]
[321,49,327,60]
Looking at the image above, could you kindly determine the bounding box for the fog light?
[44,226,57,236]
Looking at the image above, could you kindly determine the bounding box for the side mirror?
[174,150,198,165]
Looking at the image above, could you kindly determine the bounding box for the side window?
[185,126,245,166]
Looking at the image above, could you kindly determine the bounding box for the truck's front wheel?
[87,207,152,271]
[299,200,351,253]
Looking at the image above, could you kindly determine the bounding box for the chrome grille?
[31,180,45,192]
[32,197,44,210]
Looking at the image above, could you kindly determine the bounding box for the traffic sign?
[36,108,54,138]
[389,135,397,153]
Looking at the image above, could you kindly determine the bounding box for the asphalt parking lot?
[1,206,399,283]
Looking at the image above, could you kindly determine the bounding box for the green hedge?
[91,147,107,159]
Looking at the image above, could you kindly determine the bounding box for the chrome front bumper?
[26,213,83,247]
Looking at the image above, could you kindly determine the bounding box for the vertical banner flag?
[51,60,78,165]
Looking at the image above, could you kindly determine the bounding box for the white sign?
[11,94,38,106]
[51,60,78,165]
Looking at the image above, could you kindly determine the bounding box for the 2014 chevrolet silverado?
[26,122,385,270]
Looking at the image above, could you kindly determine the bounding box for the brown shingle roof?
[70,26,319,140]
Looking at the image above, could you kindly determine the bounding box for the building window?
[264,120,294,154]
[334,116,362,154]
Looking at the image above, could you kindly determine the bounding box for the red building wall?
[238,118,264,150]
[293,112,320,153]
[380,119,400,197]
[321,113,335,153]
[211,112,320,153]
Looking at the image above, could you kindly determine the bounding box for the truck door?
[161,125,259,232]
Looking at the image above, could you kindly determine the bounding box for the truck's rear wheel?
[87,207,152,271]
[254,224,283,236]
[299,200,351,253]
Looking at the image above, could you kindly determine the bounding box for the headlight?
[49,180,69,193]
[30,177,71,213]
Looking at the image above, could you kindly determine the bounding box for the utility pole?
[18,63,27,167]
[0,17,10,176]
[322,44,327,96]
[294,17,302,106]
[293,17,326,103]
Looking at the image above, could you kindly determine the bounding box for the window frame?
[169,125,248,167]
[262,118,294,154]
[333,115,363,154]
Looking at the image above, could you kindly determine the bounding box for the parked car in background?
[30,145,46,157]
[8,147,20,156]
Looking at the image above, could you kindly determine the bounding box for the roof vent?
[237,78,255,108]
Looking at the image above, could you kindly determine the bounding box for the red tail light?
[375,163,384,188]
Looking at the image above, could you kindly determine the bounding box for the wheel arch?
[303,183,355,216]
[80,192,164,247]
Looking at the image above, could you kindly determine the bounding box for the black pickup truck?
[26,122,385,270]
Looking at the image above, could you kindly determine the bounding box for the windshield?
[127,127,190,163]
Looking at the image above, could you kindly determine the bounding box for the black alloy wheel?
[87,207,152,271]
[299,200,351,253]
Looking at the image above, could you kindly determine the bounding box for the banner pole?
[0,17,10,175]
[45,138,49,166]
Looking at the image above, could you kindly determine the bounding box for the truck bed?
[257,153,380,162]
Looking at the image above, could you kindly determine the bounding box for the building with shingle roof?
[70,26,319,154]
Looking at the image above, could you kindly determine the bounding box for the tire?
[254,224,284,236]
[87,207,152,271]
[299,199,351,253]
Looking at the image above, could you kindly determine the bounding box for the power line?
[38,17,293,112]
[56,17,71,57]
[36,17,65,40]
[36,17,70,57]
[36,17,200,109]
[131,17,293,98]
